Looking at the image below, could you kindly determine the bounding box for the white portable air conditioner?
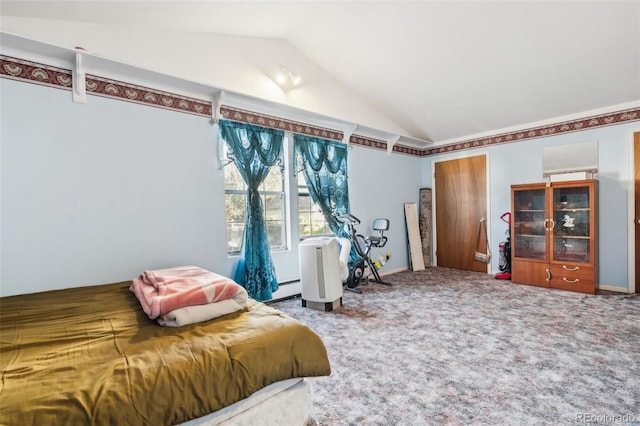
[298,237,343,311]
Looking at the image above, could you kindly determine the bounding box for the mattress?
[0,281,331,425]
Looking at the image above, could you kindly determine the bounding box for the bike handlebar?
[336,213,361,225]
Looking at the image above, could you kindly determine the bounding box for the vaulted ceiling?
[1,1,639,146]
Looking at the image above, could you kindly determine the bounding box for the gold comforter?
[0,282,330,425]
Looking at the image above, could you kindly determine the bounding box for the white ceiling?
[1,1,639,144]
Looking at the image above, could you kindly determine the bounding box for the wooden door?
[435,155,487,272]
[635,132,640,288]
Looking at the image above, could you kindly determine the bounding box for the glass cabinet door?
[513,188,547,259]
[551,185,591,263]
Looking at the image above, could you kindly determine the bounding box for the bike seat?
[366,218,389,247]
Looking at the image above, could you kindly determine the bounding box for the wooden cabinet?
[511,180,597,294]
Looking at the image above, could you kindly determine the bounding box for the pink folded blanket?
[130,266,248,320]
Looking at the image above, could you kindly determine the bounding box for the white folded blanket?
[158,293,249,327]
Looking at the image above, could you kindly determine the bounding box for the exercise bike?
[336,213,391,293]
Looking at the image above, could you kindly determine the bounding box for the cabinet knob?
[562,277,580,284]
[545,269,551,281]
[544,219,555,231]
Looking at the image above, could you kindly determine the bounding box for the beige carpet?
[271,267,640,425]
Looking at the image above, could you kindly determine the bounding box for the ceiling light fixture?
[276,67,301,87]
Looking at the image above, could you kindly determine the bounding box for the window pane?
[298,188,311,237]
[263,167,283,191]
[298,172,308,186]
[225,193,246,222]
[264,194,284,221]
[266,220,284,247]
[224,166,245,191]
[264,194,285,248]
[311,211,329,235]
[298,193,311,211]
[299,212,311,236]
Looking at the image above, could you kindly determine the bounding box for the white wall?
[348,146,423,273]
[423,124,634,290]
[1,80,227,295]
[0,78,422,297]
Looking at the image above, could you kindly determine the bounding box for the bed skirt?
[180,378,313,425]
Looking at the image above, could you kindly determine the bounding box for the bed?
[0,280,331,425]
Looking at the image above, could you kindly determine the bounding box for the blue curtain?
[294,135,359,263]
[219,120,284,301]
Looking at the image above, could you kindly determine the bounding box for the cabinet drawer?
[512,260,550,287]
[548,264,595,294]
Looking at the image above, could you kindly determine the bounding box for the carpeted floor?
[270,267,640,426]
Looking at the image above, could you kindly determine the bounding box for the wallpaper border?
[219,106,344,141]
[2,55,639,157]
[424,108,640,156]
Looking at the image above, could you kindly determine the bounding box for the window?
[298,173,332,238]
[223,147,287,255]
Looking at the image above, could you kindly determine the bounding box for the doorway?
[434,155,488,272]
